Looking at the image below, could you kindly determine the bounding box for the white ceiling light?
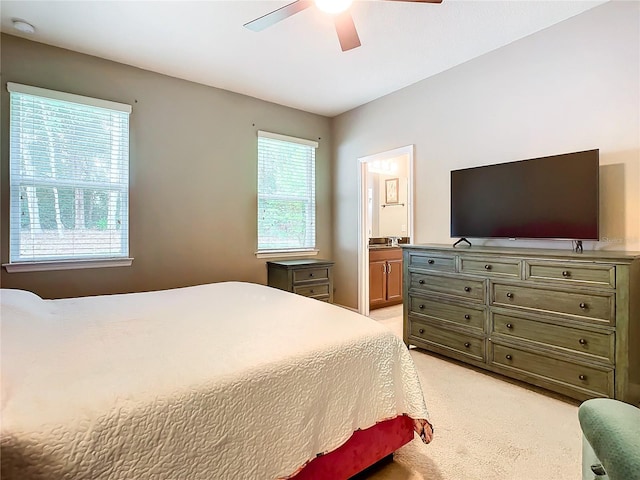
[12,19,35,34]
[315,0,353,15]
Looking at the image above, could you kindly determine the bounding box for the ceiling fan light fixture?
[315,0,353,15]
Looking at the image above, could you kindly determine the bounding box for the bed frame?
[291,415,414,479]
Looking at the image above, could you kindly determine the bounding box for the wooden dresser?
[402,244,640,403]
[267,259,334,303]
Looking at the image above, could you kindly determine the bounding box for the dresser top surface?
[402,244,640,262]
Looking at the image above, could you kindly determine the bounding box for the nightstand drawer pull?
[419,279,425,285]
[484,264,492,270]
[419,304,425,310]
[419,328,425,334]
[562,270,570,277]
[579,374,587,381]
[579,338,587,345]
[464,342,471,348]
[428,259,435,264]
[579,302,588,309]
[505,354,513,360]
[464,286,471,292]
[506,323,513,329]
[464,314,470,320]
[309,272,314,277]
[506,292,513,299]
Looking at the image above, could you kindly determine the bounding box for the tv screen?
[450,149,599,240]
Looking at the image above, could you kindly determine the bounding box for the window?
[257,131,318,254]
[6,83,132,271]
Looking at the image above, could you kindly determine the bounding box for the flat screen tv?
[450,149,599,240]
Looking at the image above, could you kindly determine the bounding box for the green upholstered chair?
[578,398,640,480]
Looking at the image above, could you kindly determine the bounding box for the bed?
[0,281,432,479]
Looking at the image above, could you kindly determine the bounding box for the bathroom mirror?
[367,156,409,239]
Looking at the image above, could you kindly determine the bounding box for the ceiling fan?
[244,0,443,52]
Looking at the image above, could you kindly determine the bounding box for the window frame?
[255,130,319,258]
[3,82,133,273]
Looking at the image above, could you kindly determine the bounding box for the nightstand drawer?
[267,259,334,303]
[294,283,330,298]
[410,272,485,302]
[410,295,485,331]
[524,261,615,288]
[293,267,330,284]
[491,312,614,363]
[492,283,614,324]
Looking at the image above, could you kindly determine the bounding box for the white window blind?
[257,131,318,252]
[7,83,131,265]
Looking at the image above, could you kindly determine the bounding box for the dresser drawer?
[293,267,330,284]
[407,252,456,273]
[491,312,614,363]
[524,261,615,288]
[491,343,614,397]
[410,295,485,331]
[460,256,520,278]
[410,320,485,361]
[410,272,485,302]
[491,283,615,324]
[293,283,330,298]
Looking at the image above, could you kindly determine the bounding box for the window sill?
[3,258,134,273]
[255,249,319,259]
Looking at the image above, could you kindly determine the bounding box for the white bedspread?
[1,282,429,479]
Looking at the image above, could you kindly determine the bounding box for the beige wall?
[0,34,332,298]
[332,1,640,308]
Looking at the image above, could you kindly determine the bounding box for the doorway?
[357,145,414,316]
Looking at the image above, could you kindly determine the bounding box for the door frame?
[357,145,414,316]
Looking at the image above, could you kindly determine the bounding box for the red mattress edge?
[286,414,415,480]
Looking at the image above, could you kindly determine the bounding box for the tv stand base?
[453,238,472,248]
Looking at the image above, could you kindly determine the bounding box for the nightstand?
[267,259,334,303]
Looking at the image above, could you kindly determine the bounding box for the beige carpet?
[364,305,582,480]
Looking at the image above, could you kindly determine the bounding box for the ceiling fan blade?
[244,0,314,32]
[334,11,361,52]
[383,0,443,3]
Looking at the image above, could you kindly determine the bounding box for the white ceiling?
[1,0,608,117]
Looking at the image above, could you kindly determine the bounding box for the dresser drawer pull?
[579,338,587,345]
[506,292,513,299]
[464,342,471,348]
[428,259,435,264]
[309,272,314,277]
[579,374,587,381]
[562,270,571,277]
[419,304,425,310]
[464,286,471,292]
[484,264,492,270]
[505,354,513,360]
[419,279,425,285]
[464,314,470,320]
[579,302,588,309]
[419,328,425,334]
[506,323,513,329]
